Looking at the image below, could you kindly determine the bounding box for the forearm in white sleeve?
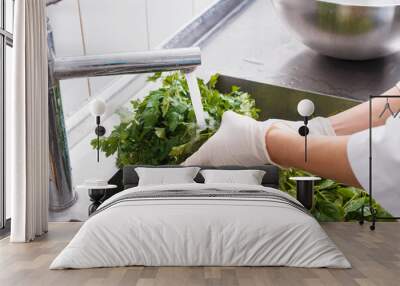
[347,117,400,214]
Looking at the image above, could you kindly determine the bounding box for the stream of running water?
[184,71,207,130]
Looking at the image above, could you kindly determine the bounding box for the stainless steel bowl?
[271,0,400,60]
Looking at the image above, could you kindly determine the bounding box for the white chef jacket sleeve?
[347,117,400,213]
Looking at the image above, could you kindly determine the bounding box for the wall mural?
[46,3,393,223]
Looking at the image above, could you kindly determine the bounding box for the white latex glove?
[182,111,335,167]
[182,111,275,166]
[310,117,336,136]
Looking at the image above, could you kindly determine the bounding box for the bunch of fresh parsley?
[91,72,259,168]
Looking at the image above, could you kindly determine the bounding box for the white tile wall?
[47,0,85,57]
[60,79,91,117]
[147,0,194,48]
[89,76,118,97]
[79,0,149,54]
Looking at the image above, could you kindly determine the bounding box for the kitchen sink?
[216,75,360,121]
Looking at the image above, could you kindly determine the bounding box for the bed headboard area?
[122,165,280,189]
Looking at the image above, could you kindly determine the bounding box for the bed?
[50,165,350,269]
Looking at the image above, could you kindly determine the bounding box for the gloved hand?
[182,111,335,167]
[182,111,278,166]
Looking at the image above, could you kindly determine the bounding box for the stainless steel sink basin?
[216,75,359,121]
[271,0,400,60]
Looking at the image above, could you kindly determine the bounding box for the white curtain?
[8,0,49,242]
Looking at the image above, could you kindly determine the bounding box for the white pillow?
[135,167,200,186]
[200,169,266,185]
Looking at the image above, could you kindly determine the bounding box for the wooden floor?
[0,222,399,286]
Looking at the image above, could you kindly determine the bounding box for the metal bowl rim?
[272,0,400,7]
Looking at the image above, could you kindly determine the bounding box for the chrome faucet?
[52,48,201,79]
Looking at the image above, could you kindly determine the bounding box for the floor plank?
[0,222,399,286]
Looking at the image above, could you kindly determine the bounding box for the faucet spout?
[53,47,201,80]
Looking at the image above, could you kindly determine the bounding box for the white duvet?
[50,183,350,269]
